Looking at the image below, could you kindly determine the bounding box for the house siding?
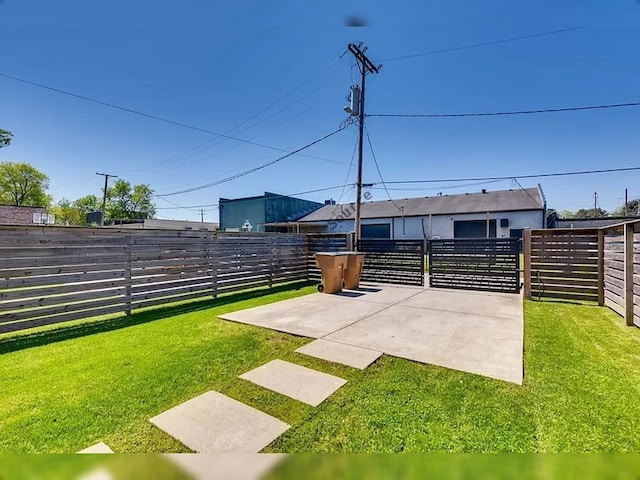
[325,210,543,239]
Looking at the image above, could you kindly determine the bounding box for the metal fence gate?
[357,239,425,286]
[429,238,520,293]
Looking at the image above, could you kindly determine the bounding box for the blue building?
[219,192,323,232]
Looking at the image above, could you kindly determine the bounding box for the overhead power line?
[378,166,640,185]
[365,127,402,211]
[124,51,347,174]
[378,26,583,62]
[154,185,349,211]
[368,101,640,118]
[0,71,346,166]
[156,125,349,197]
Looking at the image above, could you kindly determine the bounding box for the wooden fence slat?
[0,269,125,289]
[0,296,127,324]
[0,287,126,311]
[0,225,348,334]
[0,305,128,334]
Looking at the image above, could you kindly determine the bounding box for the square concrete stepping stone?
[296,339,382,370]
[78,468,114,480]
[164,453,285,480]
[76,468,114,480]
[149,391,289,453]
[77,442,114,454]
[239,359,346,407]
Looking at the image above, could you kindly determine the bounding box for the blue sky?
[1,0,639,222]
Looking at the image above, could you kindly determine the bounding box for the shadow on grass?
[527,297,601,307]
[0,281,314,355]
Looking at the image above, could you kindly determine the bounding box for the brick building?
[0,205,49,225]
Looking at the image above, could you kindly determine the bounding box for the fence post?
[211,231,218,299]
[306,234,312,281]
[347,232,355,252]
[125,235,132,316]
[268,237,274,288]
[597,229,605,306]
[523,229,532,299]
[624,222,634,326]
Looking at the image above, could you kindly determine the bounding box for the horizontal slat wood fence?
[524,220,640,328]
[604,231,625,316]
[600,221,640,328]
[525,229,600,302]
[0,226,341,334]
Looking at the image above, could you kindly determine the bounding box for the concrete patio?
[220,284,524,384]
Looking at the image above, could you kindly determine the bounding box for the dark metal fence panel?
[357,239,425,286]
[307,234,350,281]
[429,238,520,293]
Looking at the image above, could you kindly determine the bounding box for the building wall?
[220,193,323,232]
[0,205,46,225]
[324,210,543,239]
[219,197,266,231]
[264,193,322,224]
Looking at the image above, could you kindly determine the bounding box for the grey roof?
[299,187,544,222]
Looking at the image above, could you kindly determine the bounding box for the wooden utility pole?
[624,188,628,216]
[96,172,118,226]
[347,43,380,244]
[593,192,598,217]
[200,208,205,222]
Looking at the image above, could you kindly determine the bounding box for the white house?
[297,186,546,241]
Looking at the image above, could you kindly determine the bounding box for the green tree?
[52,194,102,226]
[52,198,83,226]
[561,208,608,219]
[105,179,155,220]
[0,161,51,207]
[0,129,12,149]
[75,194,101,214]
[611,198,640,217]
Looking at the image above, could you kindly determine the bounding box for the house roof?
[299,187,544,222]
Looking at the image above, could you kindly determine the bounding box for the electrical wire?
[377,26,583,62]
[379,166,640,185]
[337,135,359,203]
[156,125,349,197]
[367,101,640,118]
[364,127,402,211]
[0,71,347,166]
[512,177,542,206]
[330,135,359,219]
[127,85,336,175]
[156,196,212,212]
[369,179,507,192]
[154,185,349,212]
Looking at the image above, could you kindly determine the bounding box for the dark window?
[454,220,497,238]
[361,224,391,239]
[509,228,524,240]
[510,228,524,252]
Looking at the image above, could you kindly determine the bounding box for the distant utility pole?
[96,172,118,226]
[624,188,628,216]
[347,42,381,244]
[593,191,598,217]
[200,208,205,223]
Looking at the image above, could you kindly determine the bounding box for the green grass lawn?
[1,283,639,453]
